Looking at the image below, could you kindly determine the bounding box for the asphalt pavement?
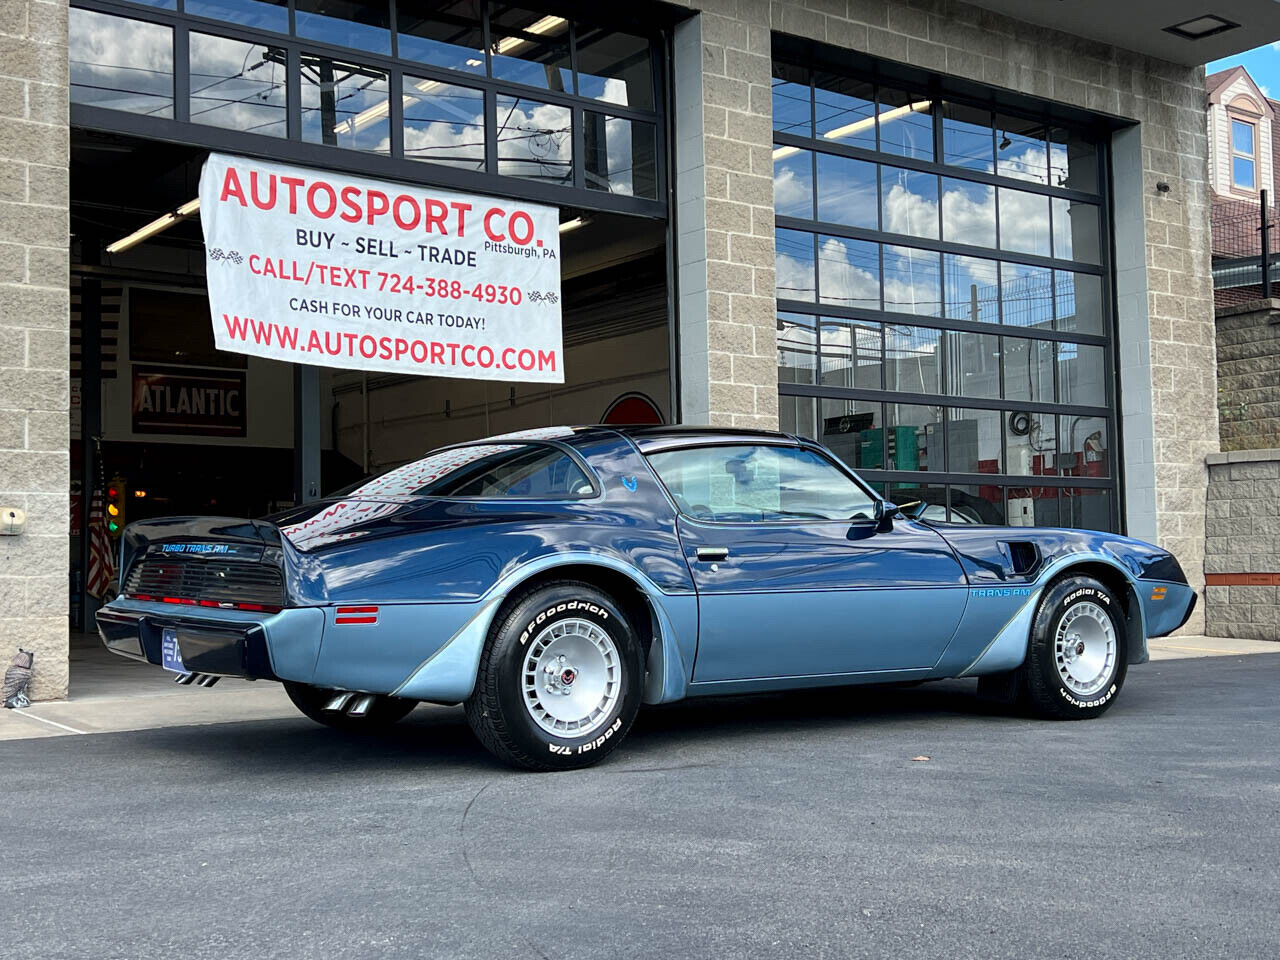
[2,655,1278,960]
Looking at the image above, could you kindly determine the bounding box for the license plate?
[161,628,187,674]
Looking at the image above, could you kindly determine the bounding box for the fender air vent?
[1003,541,1040,576]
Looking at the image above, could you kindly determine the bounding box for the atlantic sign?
[198,153,564,383]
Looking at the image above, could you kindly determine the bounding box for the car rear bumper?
[95,599,325,681]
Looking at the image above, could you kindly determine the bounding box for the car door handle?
[696,547,729,562]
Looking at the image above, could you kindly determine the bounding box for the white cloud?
[773,164,811,216]
[816,236,879,308]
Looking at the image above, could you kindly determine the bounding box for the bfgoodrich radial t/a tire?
[1022,575,1127,720]
[465,582,644,771]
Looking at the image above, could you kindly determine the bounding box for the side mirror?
[873,500,898,533]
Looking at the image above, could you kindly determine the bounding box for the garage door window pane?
[1000,262,1053,329]
[496,95,572,183]
[780,395,819,439]
[822,399,883,470]
[1063,488,1110,531]
[941,178,996,248]
[1052,197,1101,263]
[1002,336,1054,403]
[70,10,173,117]
[774,147,814,219]
[996,115,1048,183]
[403,77,485,170]
[883,246,941,317]
[882,167,939,240]
[301,58,389,153]
[296,0,390,54]
[814,74,875,149]
[885,326,941,395]
[186,0,284,31]
[773,63,811,137]
[820,318,882,389]
[778,313,817,385]
[776,229,816,302]
[1060,416,1109,477]
[1057,342,1105,405]
[585,113,657,198]
[489,7,571,92]
[1049,127,1098,193]
[943,102,994,172]
[949,484,1006,524]
[190,34,287,137]
[943,255,999,324]
[576,27,654,111]
[878,87,933,161]
[818,235,879,310]
[1006,412,1057,476]
[816,152,877,228]
[886,403,941,471]
[893,482,947,522]
[943,330,1000,399]
[1055,271,1105,335]
[999,187,1051,257]
[396,0,485,74]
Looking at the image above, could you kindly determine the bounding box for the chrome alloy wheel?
[1055,600,1117,698]
[522,618,621,737]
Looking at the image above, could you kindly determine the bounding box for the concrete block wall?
[1215,299,1280,451]
[1204,450,1280,641]
[0,0,69,700]
[671,0,1218,630]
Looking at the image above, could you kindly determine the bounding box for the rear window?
[340,444,595,500]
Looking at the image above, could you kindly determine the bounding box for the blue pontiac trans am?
[97,425,1196,770]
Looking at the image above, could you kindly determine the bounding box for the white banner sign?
[199,153,564,382]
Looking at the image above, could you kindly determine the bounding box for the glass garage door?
[771,55,1118,531]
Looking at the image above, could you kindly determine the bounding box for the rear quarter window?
[336,444,595,499]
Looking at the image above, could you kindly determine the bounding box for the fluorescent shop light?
[772,100,932,161]
[105,198,201,254]
[558,217,589,234]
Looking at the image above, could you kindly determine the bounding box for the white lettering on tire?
[547,716,623,754]
[1063,586,1110,607]
[518,599,609,645]
[1057,683,1117,709]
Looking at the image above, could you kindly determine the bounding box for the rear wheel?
[465,582,644,771]
[283,681,417,731]
[1021,575,1127,719]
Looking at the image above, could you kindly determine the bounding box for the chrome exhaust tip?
[347,694,376,717]
[197,674,220,687]
[323,691,355,712]
[174,672,198,685]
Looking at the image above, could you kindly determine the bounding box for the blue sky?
[1208,42,1280,99]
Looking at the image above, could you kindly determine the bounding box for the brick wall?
[0,0,70,700]
[673,0,1218,631]
[1204,450,1280,641]
[1216,299,1280,451]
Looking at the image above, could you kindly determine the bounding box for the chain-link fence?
[1212,191,1278,306]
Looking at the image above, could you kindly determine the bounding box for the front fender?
[950,552,1151,678]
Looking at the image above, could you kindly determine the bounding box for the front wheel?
[1021,575,1127,719]
[283,681,417,731]
[465,582,644,771]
